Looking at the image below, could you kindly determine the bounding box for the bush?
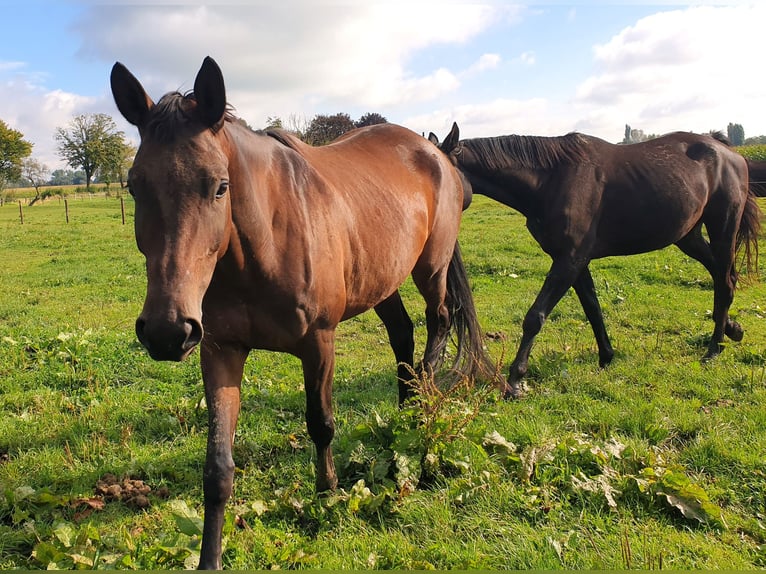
[736,144,766,161]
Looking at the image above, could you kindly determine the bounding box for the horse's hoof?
[598,356,614,369]
[725,321,744,342]
[316,478,338,493]
[502,382,523,400]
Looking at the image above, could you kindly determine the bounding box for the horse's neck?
[469,165,543,218]
[223,130,280,256]
[224,127,313,271]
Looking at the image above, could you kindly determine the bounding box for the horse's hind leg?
[374,291,416,405]
[299,328,338,492]
[689,208,742,359]
[411,264,451,380]
[572,265,614,367]
[675,224,743,342]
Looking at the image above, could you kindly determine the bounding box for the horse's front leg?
[374,292,415,406]
[506,258,581,399]
[299,329,338,492]
[198,342,248,570]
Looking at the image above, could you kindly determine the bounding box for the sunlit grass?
[1,195,766,568]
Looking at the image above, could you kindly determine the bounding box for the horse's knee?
[203,455,236,504]
[522,309,545,335]
[305,410,335,449]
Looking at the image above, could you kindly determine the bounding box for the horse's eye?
[215,181,229,199]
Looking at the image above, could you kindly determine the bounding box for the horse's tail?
[445,241,498,382]
[736,190,761,279]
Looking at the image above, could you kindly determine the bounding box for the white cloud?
[406,97,562,142]
[0,73,102,170]
[1,3,507,170]
[76,3,499,121]
[464,53,502,76]
[409,4,766,145]
[515,51,536,67]
[574,5,766,139]
[0,61,25,73]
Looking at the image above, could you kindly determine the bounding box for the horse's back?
[586,132,749,256]
[261,123,463,321]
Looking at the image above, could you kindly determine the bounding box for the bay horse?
[111,58,491,569]
[431,123,760,399]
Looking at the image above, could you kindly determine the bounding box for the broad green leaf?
[482,430,517,457]
[52,522,76,548]
[168,500,204,537]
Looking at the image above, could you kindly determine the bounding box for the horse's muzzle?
[135,315,203,361]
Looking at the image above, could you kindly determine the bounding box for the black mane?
[462,133,589,171]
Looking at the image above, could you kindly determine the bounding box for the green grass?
[1,195,766,569]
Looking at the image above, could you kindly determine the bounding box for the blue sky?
[1,2,764,170]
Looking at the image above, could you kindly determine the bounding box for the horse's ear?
[194,56,227,130]
[441,122,460,154]
[427,132,440,145]
[110,62,154,127]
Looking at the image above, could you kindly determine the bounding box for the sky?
[1,1,764,171]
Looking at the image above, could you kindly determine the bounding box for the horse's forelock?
[143,91,235,142]
[143,92,196,142]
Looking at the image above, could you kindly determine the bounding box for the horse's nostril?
[183,318,204,350]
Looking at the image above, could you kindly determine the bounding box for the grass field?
[1,194,766,569]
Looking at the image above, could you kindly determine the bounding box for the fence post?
[18,200,23,224]
[65,199,69,223]
[120,196,126,225]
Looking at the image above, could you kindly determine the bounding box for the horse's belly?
[340,257,417,320]
[593,194,703,257]
[594,223,695,258]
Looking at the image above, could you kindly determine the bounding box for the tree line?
[2,110,765,201]
[0,114,135,203]
[622,122,765,146]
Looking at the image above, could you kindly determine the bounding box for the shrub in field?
[737,144,766,161]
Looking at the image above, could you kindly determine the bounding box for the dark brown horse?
[431,123,760,399]
[111,58,491,569]
[746,157,766,197]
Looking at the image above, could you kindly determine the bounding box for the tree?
[727,122,745,146]
[21,158,50,205]
[621,124,658,144]
[0,119,33,192]
[622,124,632,144]
[265,116,283,130]
[55,113,126,193]
[49,168,83,186]
[304,113,356,145]
[744,135,766,145]
[100,139,136,190]
[355,112,387,128]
